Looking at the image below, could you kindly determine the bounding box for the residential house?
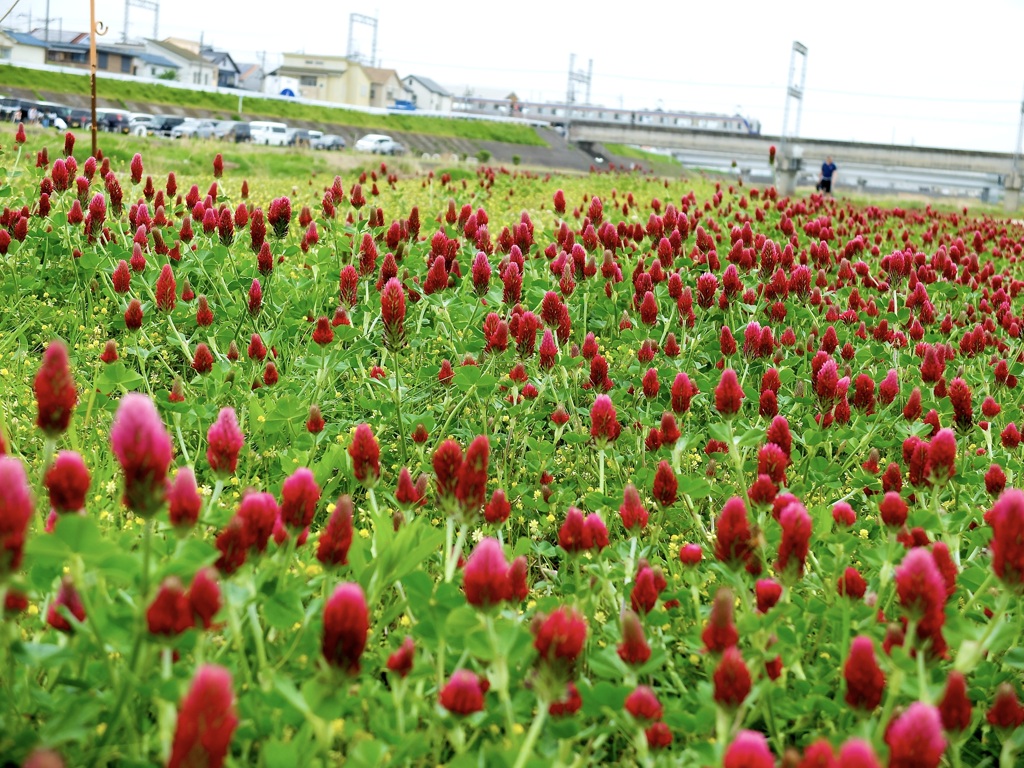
[402,75,452,113]
[200,47,240,88]
[43,34,137,74]
[0,29,46,65]
[133,51,179,79]
[143,39,216,86]
[236,62,265,92]
[272,52,371,106]
[363,66,407,109]
[28,29,81,45]
[147,38,235,86]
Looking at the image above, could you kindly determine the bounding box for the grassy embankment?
[603,142,681,167]
[0,64,546,146]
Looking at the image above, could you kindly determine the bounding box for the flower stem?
[725,419,746,495]
[0,585,8,693]
[963,569,996,614]
[624,535,638,586]
[172,413,191,465]
[140,518,153,610]
[367,487,383,559]
[485,614,516,735]
[511,701,548,768]
[37,436,56,518]
[225,589,254,687]
[444,521,469,583]
[917,641,930,703]
[444,517,454,580]
[90,518,154,767]
[392,678,407,737]
[950,741,963,768]
[203,479,226,523]
[391,348,408,466]
[247,602,270,684]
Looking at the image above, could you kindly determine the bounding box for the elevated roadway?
[568,121,1024,206]
[566,121,1017,176]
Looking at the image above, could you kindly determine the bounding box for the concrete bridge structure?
[566,121,1023,208]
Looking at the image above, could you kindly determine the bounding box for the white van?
[249,121,289,146]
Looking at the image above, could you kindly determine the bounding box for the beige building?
[363,66,406,109]
[275,53,371,107]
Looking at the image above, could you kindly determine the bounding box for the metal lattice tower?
[566,54,593,108]
[347,13,378,66]
[1012,85,1024,178]
[122,0,158,43]
[780,41,808,145]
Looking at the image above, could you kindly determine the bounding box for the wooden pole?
[89,0,107,158]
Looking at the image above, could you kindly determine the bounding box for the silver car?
[171,119,218,139]
[313,134,347,151]
[354,133,405,155]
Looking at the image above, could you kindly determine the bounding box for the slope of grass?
[0,65,547,146]
[603,142,680,166]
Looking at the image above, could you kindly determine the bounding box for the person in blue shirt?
[818,156,837,194]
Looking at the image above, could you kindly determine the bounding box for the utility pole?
[39,14,60,42]
[89,0,108,157]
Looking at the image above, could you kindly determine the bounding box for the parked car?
[354,133,404,155]
[313,134,346,151]
[0,96,21,121]
[287,128,323,147]
[213,120,240,139]
[65,108,92,129]
[222,122,251,143]
[94,109,131,134]
[171,119,217,139]
[130,115,157,136]
[249,121,289,146]
[145,115,186,137]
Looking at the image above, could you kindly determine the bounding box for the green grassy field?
[0,64,547,146]
[603,142,681,166]
[15,122,442,183]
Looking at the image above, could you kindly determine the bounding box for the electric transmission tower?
[780,41,808,145]
[123,0,159,42]
[1012,85,1024,179]
[566,54,593,108]
[347,13,378,66]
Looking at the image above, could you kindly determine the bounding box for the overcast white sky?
[13,0,1024,153]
